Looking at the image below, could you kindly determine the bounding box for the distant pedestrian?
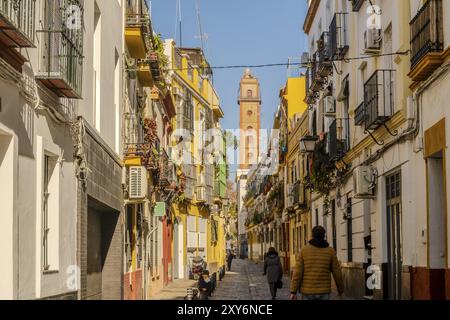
[227,251,234,271]
[198,270,211,300]
[290,226,344,300]
[263,247,283,300]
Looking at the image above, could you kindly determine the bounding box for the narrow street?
[150,259,345,300]
[211,259,291,300]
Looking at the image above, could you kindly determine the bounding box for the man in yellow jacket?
[290,226,344,300]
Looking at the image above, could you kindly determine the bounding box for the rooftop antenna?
[287,57,302,78]
[195,0,208,54]
[174,0,182,46]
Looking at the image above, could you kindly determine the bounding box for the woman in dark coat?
[263,247,283,300]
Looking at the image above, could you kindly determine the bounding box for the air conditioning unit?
[129,166,147,200]
[353,166,375,198]
[324,96,336,114]
[196,186,206,203]
[364,29,381,53]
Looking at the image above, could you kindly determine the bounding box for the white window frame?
[36,136,61,274]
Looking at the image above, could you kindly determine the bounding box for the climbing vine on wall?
[310,136,336,197]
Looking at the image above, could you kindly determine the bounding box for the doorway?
[386,171,403,300]
[427,151,447,299]
[173,220,184,280]
[86,197,121,300]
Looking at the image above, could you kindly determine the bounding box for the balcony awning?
[337,76,349,102]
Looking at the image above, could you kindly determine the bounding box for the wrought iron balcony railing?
[0,0,36,47]
[354,102,366,126]
[410,0,443,69]
[291,181,307,209]
[329,12,349,60]
[351,0,365,12]
[36,0,83,99]
[159,149,177,188]
[328,119,347,161]
[317,31,332,77]
[364,70,396,130]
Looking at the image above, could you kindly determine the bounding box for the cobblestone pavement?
[150,259,347,300]
[212,259,346,300]
[212,259,291,300]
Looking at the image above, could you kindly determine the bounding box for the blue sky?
[150,0,308,176]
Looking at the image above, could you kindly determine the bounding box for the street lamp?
[299,136,318,154]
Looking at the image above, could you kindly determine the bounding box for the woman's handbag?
[276,279,283,289]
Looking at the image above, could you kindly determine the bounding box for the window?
[247,110,253,116]
[42,153,59,271]
[315,208,319,227]
[247,90,253,98]
[331,199,337,249]
[347,197,353,262]
[177,90,194,132]
[42,155,51,271]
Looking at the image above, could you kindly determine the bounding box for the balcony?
[351,0,365,12]
[36,1,84,99]
[136,59,153,87]
[409,0,444,82]
[364,70,396,130]
[305,67,317,105]
[0,0,35,48]
[292,181,307,209]
[328,119,347,161]
[330,13,349,60]
[317,31,332,77]
[354,102,366,126]
[310,53,326,92]
[125,0,151,59]
[159,150,176,188]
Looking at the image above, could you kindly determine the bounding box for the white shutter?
[199,218,207,233]
[198,233,206,248]
[188,216,196,232]
[188,231,198,248]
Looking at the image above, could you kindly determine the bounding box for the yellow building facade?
[167,41,227,281]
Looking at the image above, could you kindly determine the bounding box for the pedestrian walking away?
[290,226,344,300]
[263,247,283,300]
[227,251,234,271]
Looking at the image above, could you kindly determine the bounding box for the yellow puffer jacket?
[290,242,344,295]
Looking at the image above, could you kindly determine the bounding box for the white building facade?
[0,0,124,299]
[303,0,450,300]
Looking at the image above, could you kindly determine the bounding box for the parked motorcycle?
[190,256,205,280]
[184,287,199,300]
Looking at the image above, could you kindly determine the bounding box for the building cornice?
[303,0,320,34]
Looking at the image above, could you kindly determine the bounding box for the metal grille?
[37,0,84,98]
[354,102,366,126]
[329,12,349,60]
[410,0,443,68]
[364,69,395,130]
[0,0,36,46]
